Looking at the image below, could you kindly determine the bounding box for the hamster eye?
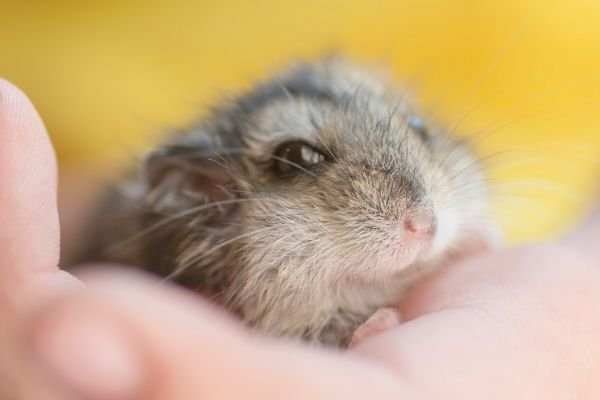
[273,141,326,175]
[408,116,429,141]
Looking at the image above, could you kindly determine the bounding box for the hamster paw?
[349,307,402,348]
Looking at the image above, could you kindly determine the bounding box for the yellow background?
[1,0,599,242]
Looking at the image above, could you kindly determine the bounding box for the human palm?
[1,79,599,399]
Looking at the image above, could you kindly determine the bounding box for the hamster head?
[140,57,490,341]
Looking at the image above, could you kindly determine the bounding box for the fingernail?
[31,303,143,400]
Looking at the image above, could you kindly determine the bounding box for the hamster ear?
[142,142,239,214]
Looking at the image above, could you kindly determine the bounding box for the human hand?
[0,79,80,399]
[28,243,600,399]
[2,79,599,399]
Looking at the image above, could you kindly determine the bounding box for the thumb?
[0,79,59,275]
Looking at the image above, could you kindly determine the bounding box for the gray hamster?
[76,57,492,347]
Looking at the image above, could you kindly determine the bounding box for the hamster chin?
[74,56,493,347]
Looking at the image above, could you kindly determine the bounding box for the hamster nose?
[404,212,437,238]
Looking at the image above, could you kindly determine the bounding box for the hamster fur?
[76,57,492,346]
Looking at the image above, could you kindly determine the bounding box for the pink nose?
[404,212,437,238]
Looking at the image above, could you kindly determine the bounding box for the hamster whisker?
[165,226,274,281]
[430,147,486,192]
[439,177,581,210]
[488,180,581,202]
[449,72,600,139]
[457,97,600,155]
[158,146,322,178]
[106,198,277,255]
[490,195,560,220]
[450,13,533,135]
[264,235,322,267]
[269,155,320,177]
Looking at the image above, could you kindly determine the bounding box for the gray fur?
[75,57,490,347]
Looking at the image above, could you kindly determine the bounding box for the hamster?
[76,57,492,347]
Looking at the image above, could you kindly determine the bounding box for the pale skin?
[1,78,599,399]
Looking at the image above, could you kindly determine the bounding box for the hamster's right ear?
[141,139,242,214]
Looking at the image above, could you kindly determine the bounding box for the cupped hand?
[0,79,80,399]
[2,79,599,400]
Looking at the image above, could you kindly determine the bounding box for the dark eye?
[273,141,327,175]
[408,116,429,141]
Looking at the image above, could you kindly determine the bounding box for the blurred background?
[1,0,600,247]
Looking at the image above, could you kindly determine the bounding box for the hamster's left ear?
[141,133,242,214]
